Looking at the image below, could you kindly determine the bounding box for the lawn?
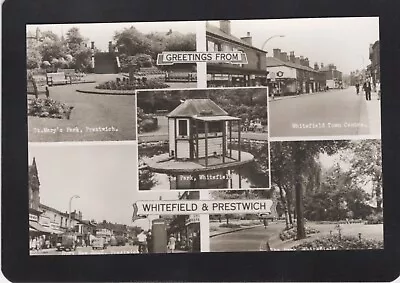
[28,81,136,142]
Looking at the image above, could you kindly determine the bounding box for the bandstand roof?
[193,115,240,122]
[167,99,228,118]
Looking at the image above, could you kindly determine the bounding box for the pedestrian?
[168,234,176,253]
[263,217,268,229]
[363,80,372,101]
[32,237,37,251]
[137,230,147,254]
[146,230,153,253]
[376,81,381,100]
[355,83,360,95]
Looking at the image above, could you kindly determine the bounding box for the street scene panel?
[27,21,197,142]
[205,18,380,138]
[137,88,270,191]
[210,139,383,252]
[28,143,203,255]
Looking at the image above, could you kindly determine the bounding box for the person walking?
[146,230,153,253]
[167,234,176,253]
[363,80,372,101]
[376,81,381,100]
[137,230,147,254]
[355,83,360,95]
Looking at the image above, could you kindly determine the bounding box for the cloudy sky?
[28,143,179,225]
[208,17,379,74]
[27,21,197,52]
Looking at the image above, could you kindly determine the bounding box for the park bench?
[46,72,70,86]
[27,75,50,99]
[165,72,197,82]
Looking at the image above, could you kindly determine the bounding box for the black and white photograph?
[137,87,270,191]
[26,21,197,142]
[205,18,380,138]
[132,191,201,254]
[209,139,383,252]
[28,143,141,256]
[208,189,277,252]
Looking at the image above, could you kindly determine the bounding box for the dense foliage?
[27,27,93,71]
[137,107,158,134]
[96,79,169,91]
[27,98,74,119]
[279,226,320,241]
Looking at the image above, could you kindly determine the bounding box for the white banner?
[133,199,273,215]
[157,51,248,65]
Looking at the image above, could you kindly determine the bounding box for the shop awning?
[193,115,241,122]
[29,221,52,234]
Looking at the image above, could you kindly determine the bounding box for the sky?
[27,21,197,52]
[28,143,180,226]
[209,17,379,75]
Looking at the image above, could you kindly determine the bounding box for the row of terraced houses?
[206,20,343,94]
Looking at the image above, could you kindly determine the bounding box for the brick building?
[266,49,326,95]
[369,40,380,85]
[319,63,343,89]
[206,21,268,87]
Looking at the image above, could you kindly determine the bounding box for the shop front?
[207,64,268,88]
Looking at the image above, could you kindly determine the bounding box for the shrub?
[96,79,169,91]
[279,226,320,241]
[292,235,383,250]
[365,212,384,225]
[28,98,74,119]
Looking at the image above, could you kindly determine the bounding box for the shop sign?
[185,215,200,226]
[276,71,284,77]
[29,214,38,222]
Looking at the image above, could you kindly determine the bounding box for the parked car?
[92,237,108,250]
[56,233,77,251]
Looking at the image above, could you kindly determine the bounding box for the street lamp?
[68,195,80,230]
[261,35,286,51]
[261,35,285,96]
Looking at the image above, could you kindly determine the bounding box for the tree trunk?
[294,142,306,240]
[286,192,293,225]
[279,186,289,229]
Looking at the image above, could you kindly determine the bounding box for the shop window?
[207,40,215,52]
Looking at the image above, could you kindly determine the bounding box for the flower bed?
[137,108,158,134]
[96,79,169,91]
[291,235,383,250]
[279,226,320,241]
[28,98,74,119]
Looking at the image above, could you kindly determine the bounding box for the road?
[269,88,381,138]
[210,222,285,252]
[30,244,138,256]
[210,222,383,252]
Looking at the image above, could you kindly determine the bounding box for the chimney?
[240,32,252,45]
[280,52,288,62]
[295,56,301,65]
[289,51,296,63]
[219,20,231,35]
[108,41,113,53]
[304,57,309,67]
[314,62,320,71]
[321,62,324,68]
[273,48,281,58]
[91,41,94,50]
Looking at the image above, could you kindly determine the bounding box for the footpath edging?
[76,88,137,95]
[210,224,262,238]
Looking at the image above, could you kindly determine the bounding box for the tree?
[270,140,349,239]
[346,140,382,212]
[114,27,152,56]
[27,46,42,69]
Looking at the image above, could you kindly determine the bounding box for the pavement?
[30,244,139,256]
[269,88,381,138]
